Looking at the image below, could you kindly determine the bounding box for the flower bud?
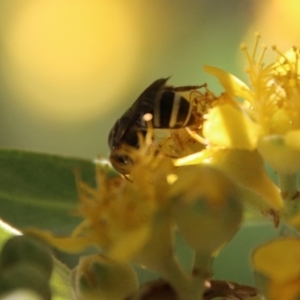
[0,235,53,281]
[170,165,243,255]
[71,254,138,300]
[0,263,51,300]
[1,290,44,300]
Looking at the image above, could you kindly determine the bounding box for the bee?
[108,78,204,174]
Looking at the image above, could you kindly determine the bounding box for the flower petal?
[206,149,284,211]
[252,238,300,283]
[108,225,151,262]
[175,148,283,212]
[173,149,213,166]
[204,65,254,102]
[268,279,300,300]
[203,104,261,150]
[26,228,95,253]
[258,135,300,173]
[285,129,300,151]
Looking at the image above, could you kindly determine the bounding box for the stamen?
[240,34,263,73]
[185,127,207,145]
[257,44,267,68]
[292,46,299,80]
[145,121,153,146]
[271,45,291,66]
[272,44,295,75]
[271,44,286,58]
[240,43,252,67]
[252,33,261,61]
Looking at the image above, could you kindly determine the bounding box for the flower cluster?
[28,35,300,300]
[29,139,243,300]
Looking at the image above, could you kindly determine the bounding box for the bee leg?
[173,83,207,92]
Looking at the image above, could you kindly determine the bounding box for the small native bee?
[108,78,204,174]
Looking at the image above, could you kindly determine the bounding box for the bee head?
[109,149,135,175]
[108,118,123,150]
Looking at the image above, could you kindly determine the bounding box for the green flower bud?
[0,263,51,300]
[71,254,138,300]
[170,165,243,255]
[0,290,44,300]
[0,235,53,281]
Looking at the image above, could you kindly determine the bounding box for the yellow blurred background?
[0,0,299,158]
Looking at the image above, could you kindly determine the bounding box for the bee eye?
[114,154,131,165]
[110,152,134,175]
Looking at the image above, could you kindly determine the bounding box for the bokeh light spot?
[2,0,140,122]
[243,0,300,51]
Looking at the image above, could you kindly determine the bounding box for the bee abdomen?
[153,91,193,128]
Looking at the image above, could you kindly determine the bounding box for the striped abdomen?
[139,90,194,129]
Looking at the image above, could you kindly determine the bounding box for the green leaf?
[0,149,115,233]
[51,257,73,300]
[0,222,73,300]
[0,220,21,250]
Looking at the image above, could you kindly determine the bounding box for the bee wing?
[110,78,170,147]
[133,77,170,113]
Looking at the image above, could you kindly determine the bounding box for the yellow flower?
[28,143,174,263]
[252,237,300,300]
[26,137,244,300]
[171,35,300,220]
[202,35,300,174]
[175,147,283,221]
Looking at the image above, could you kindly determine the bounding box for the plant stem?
[156,255,204,300]
[277,172,300,216]
[192,251,214,280]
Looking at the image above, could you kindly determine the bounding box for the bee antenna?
[163,76,171,85]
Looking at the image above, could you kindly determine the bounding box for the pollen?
[143,113,153,122]
[72,129,177,256]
